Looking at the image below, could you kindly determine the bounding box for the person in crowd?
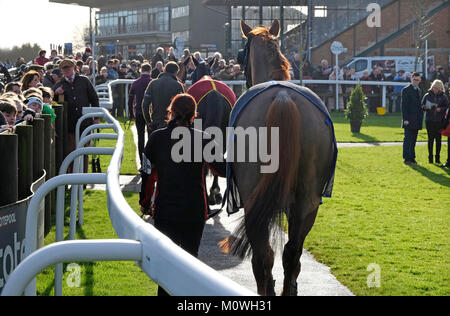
[118,64,128,79]
[290,53,301,80]
[128,63,152,167]
[0,111,8,132]
[142,61,185,132]
[25,96,43,115]
[0,92,24,120]
[39,86,57,123]
[218,64,235,81]
[210,52,223,75]
[81,65,90,76]
[50,49,58,61]
[4,82,22,95]
[431,65,447,83]
[193,51,204,63]
[401,72,424,165]
[151,47,165,69]
[127,62,140,79]
[20,70,41,90]
[139,93,225,296]
[0,99,17,125]
[151,61,163,79]
[393,70,406,112]
[421,79,449,164]
[53,58,100,172]
[95,67,109,85]
[328,66,345,112]
[368,67,384,113]
[0,62,12,84]
[82,47,92,63]
[166,47,178,63]
[35,50,50,66]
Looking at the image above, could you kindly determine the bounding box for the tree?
[0,43,42,65]
[411,0,433,73]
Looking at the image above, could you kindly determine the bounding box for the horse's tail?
[220,90,301,258]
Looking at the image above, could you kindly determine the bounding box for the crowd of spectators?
[1,46,450,131]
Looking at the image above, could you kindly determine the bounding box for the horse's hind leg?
[281,200,319,296]
[246,219,276,296]
[251,243,275,296]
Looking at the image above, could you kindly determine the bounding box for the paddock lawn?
[304,144,449,296]
[36,116,448,296]
[331,112,428,143]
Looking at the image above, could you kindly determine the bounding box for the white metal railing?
[98,79,408,117]
[1,107,254,297]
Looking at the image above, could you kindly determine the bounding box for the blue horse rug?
[225,81,338,215]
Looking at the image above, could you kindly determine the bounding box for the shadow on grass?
[351,132,380,143]
[409,164,450,187]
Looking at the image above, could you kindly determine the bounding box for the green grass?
[36,119,156,296]
[36,190,158,296]
[36,115,448,296]
[89,117,138,175]
[304,144,449,296]
[331,112,429,143]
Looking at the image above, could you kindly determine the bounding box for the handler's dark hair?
[166,93,197,126]
[164,61,179,75]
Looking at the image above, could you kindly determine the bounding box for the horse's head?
[240,19,291,87]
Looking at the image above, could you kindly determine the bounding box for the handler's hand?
[55,87,64,95]
[404,120,409,126]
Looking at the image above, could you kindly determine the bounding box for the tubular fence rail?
[97,79,409,116]
[1,106,254,297]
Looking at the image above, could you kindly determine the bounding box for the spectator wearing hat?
[53,58,99,172]
[127,62,140,79]
[35,50,50,66]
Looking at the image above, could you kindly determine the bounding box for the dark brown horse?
[221,20,337,296]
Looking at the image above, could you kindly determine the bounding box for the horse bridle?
[239,36,253,89]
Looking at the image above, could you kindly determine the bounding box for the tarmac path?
[127,125,355,296]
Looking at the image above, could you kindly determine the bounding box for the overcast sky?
[0,0,90,49]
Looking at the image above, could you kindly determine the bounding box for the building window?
[314,6,327,18]
[172,6,189,19]
[96,6,169,37]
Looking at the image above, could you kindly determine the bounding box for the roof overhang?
[49,0,157,9]
[202,0,308,6]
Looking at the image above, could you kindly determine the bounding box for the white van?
[344,56,434,79]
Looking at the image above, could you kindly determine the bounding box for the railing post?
[42,114,53,235]
[15,125,34,200]
[31,118,45,182]
[0,133,18,206]
[53,104,64,175]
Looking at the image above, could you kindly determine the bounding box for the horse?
[187,75,237,216]
[220,19,337,296]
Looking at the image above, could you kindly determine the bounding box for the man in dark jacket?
[53,59,100,172]
[128,63,152,166]
[141,62,185,132]
[401,72,424,165]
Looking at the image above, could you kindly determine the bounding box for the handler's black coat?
[143,121,226,222]
[401,84,424,130]
[53,74,99,133]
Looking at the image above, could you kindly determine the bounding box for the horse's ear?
[241,20,253,39]
[269,19,281,38]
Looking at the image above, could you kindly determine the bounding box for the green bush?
[345,84,369,122]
